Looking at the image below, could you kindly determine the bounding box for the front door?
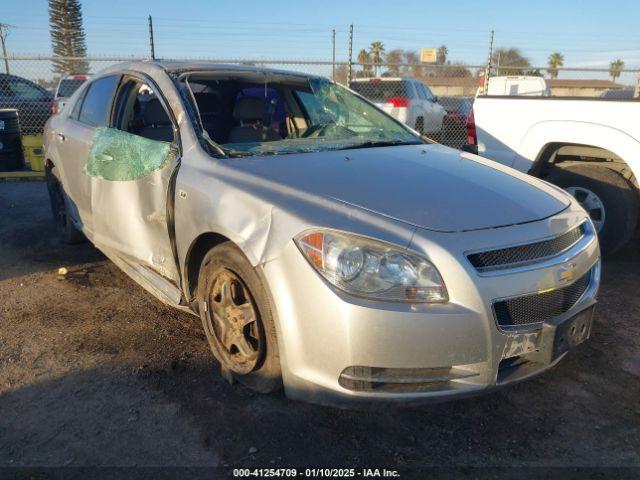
[86,75,181,284]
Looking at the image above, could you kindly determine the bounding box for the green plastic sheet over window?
[85,127,171,181]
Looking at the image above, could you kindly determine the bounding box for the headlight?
[295,230,448,303]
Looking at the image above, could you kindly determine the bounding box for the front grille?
[468,223,586,272]
[493,269,591,327]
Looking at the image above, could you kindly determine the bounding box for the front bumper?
[262,215,600,407]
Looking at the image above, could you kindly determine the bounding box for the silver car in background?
[52,74,90,115]
[43,61,600,406]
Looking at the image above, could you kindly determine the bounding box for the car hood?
[226,144,570,232]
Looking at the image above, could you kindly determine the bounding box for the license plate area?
[522,305,595,365]
[551,306,594,359]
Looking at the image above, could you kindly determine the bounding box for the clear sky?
[1,0,639,69]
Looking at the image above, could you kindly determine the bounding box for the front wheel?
[197,242,282,393]
[546,162,639,255]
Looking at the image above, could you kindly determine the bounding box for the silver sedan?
[43,61,600,406]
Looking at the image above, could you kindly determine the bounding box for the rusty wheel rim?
[206,270,263,374]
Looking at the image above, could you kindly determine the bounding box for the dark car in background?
[0,73,53,134]
[439,96,473,149]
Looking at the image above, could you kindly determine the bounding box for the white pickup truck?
[467,93,640,254]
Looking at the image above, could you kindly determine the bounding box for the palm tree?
[436,45,448,65]
[610,59,624,82]
[357,49,373,77]
[369,41,385,76]
[547,52,564,79]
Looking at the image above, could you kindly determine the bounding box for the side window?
[85,77,173,182]
[70,86,87,120]
[9,79,48,101]
[423,85,435,102]
[78,75,120,127]
[112,78,174,143]
[404,82,416,99]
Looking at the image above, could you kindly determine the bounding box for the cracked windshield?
[186,76,422,156]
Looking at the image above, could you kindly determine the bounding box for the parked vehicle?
[468,94,640,254]
[599,87,636,99]
[45,62,600,406]
[439,96,474,148]
[349,77,446,136]
[52,74,90,115]
[0,73,53,134]
[484,75,550,96]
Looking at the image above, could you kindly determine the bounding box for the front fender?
[516,120,640,178]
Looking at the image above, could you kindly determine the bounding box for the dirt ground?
[1,181,639,474]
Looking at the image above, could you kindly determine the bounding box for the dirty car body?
[44,61,600,406]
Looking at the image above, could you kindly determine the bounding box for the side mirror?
[432,95,438,103]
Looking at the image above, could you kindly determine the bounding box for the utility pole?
[148,15,155,60]
[0,23,13,74]
[347,23,353,85]
[483,29,494,95]
[332,29,336,81]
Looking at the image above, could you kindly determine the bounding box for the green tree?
[441,62,472,78]
[402,50,423,78]
[385,49,403,77]
[436,45,448,65]
[492,48,531,76]
[49,0,89,75]
[334,64,348,85]
[610,59,624,82]
[547,52,564,79]
[369,41,385,76]
[357,49,373,77]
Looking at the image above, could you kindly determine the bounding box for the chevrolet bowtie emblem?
[557,262,577,283]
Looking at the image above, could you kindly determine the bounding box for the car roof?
[0,73,40,83]
[98,60,314,80]
[350,77,409,82]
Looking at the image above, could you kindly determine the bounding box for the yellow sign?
[420,48,437,63]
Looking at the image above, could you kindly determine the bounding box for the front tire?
[546,162,638,255]
[197,242,282,393]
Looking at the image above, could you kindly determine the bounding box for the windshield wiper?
[340,140,422,150]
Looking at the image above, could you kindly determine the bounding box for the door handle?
[56,133,66,142]
[95,153,113,162]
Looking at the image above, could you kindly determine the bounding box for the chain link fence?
[1,55,639,159]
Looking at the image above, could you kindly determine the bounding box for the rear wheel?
[45,166,85,244]
[546,162,638,255]
[197,242,282,393]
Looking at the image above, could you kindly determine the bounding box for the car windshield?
[184,75,422,157]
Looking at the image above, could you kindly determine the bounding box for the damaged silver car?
[44,61,600,406]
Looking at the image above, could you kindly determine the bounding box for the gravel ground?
[1,181,639,474]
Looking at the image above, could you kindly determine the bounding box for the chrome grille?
[493,269,591,327]
[468,223,586,272]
